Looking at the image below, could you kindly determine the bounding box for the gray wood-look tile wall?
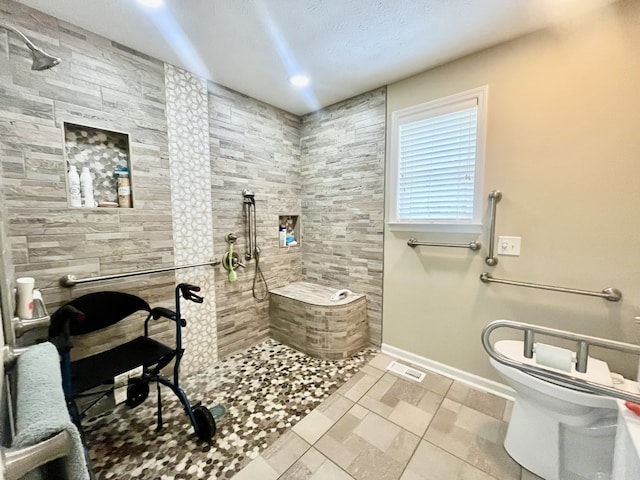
[0,0,176,351]
[301,89,386,346]
[208,82,304,358]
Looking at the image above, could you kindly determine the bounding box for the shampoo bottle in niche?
[80,166,95,208]
[114,167,132,208]
[68,165,81,207]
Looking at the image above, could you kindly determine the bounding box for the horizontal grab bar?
[480,272,622,302]
[59,259,220,288]
[408,238,481,251]
[482,320,640,403]
[3,431,71,480]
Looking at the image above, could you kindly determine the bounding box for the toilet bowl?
[492,340,618,480]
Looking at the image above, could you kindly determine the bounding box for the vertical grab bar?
[485,190,502,266]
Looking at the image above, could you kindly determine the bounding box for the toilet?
[491,340,618,480]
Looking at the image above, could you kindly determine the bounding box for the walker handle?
[178,283,204,303]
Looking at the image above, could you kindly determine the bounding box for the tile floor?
[234,353,543,480]
[83,339,542,479]
[84,339,376,479]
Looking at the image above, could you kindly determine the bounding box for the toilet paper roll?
[535,343,573,372]
[16,277,35,319]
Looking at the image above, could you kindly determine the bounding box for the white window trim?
[387,86,488,234]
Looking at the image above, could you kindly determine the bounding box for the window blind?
[397,104,478,222]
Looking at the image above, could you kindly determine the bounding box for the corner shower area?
[209,84,386,359]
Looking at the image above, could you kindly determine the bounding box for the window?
[388,86,487,233]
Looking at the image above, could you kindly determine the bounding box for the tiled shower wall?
[0,0,176,356]
[208,83,303,358]
[300,89,386,346]
[1,0,386,362]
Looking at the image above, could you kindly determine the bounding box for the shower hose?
[252,248,268,301]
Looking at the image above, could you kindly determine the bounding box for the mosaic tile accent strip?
[165,63,217,374]
[83,339,375,479]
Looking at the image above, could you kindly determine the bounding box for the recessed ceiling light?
[138,0,164,7]
[289,74,310,87]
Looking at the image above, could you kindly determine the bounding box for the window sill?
[387,221,483,235]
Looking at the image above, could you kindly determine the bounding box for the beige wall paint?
[383,0,640,382]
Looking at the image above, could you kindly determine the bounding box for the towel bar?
[3,431,71,480]
[2,345,27,369]
[12,295,50,338]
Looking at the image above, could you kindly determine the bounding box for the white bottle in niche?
[68,165,81,207]
[80,166,95,208]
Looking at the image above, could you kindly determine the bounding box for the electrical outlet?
[498,236,521,256]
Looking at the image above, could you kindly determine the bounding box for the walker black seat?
[69,336,173,395]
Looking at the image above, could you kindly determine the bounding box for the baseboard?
[381,343,515,401]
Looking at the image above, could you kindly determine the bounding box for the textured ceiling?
[13,0,615,115]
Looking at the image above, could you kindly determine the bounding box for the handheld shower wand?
[0,21,61,71]
[241,189,268,301]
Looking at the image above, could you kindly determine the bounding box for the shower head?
[242,189,255,198]
[0,22,61,71]
[29,45,61,71]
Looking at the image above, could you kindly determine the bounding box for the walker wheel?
[125,378,149,407]
[193,405,216,441]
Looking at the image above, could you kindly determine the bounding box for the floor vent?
[386,361,425,382]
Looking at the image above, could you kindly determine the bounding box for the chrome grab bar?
[485,190,501,266]
[480,272,622,302]
[3,431,71,480]
[59,259,220,287]
[12,295,50,338]
[408,238,481,251]
[482,319,640,403]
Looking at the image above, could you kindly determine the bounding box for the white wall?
[383,0,640,382]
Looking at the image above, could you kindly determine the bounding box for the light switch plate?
[498,236,521,256]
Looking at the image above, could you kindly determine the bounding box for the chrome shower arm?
[0,21,61,70]
[0,22,37,50]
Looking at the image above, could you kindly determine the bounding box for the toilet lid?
[494,340,614,387]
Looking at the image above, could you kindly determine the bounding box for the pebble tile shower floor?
[84,339,375,479]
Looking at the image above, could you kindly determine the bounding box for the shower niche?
[279,215,300,248]
[63,122,133,208]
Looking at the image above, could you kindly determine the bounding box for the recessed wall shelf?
[279,215,300,248]
[63,122,133,208]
